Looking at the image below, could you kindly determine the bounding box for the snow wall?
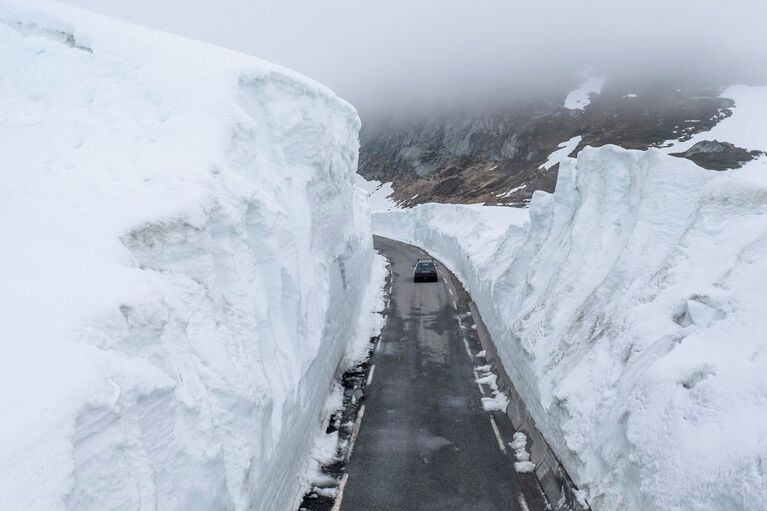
[0,2,378,510]
[373,145,767,510]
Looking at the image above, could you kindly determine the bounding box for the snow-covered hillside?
[564,75,607,110]
[0,2,380,510]
[373,146,767,510]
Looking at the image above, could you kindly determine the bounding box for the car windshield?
[417,262,435,270]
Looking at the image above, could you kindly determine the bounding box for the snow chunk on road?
[564,76,607,110]
[510,432,535,473]
[475,372,498,390]
[0,2,376,510]
[481,391,509,413]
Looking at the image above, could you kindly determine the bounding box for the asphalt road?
[339,236,547,511]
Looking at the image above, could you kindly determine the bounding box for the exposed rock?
[359,78,735,206]
[670,140,764,170]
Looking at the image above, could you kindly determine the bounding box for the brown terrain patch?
[359,78,758,208]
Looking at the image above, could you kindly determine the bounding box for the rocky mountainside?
[359,76,762,207]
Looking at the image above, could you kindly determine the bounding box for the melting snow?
[564,76,607,110]
[662,84,767,184]
[539,135,583,170]
[499,183,527,198]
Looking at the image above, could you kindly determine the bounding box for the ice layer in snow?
[0,1,379,510]
[373,145,767,510]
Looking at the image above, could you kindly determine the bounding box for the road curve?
[339,236,548,511]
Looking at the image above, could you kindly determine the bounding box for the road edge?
[469,301,591,511]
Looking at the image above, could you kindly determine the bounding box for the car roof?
[416,258,435,263]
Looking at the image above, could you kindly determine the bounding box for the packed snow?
[663,85,767,155]
[475,373,498,389]
[354,176,398,212]
[564,76,607,110]
[510,432,535,473]
[480,392,509,413]
[0,1,381,510]
[539,135,583,170]
[373,145,767,510]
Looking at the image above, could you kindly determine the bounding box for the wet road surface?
[339,236,548,511]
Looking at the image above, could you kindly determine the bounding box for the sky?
[62,0,767,115]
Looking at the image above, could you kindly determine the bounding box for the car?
[413,258,438,282]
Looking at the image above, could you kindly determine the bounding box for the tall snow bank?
[0,2,375,510]
[374,145,767,510]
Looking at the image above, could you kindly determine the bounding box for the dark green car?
[413,259,438,282]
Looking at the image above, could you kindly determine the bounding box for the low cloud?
[64,0,767,115]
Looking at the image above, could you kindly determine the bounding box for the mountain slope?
[359,76,762,207]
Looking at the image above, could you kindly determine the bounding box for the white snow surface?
[510,432,534,473]
[300,252,388,496]
[0,2,379,510]
[564,76,607,110]
[663,85,767,155]
[663,85,767,185]
[539,135,582,170]
[355,176,398,212]
[373,145,767,510]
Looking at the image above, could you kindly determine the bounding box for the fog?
[63,0,767,116]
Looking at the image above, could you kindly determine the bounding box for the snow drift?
[373,145,767,510]
[0,2,377,510]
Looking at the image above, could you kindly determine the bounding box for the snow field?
[355,176,398,212]
[372,145,767,510]
[564,76,607,110]
[662,85,767,186]
[540,136,583,171]
[0,1,380,510]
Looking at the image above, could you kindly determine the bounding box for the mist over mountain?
[62,0,767,117]
[60,0,767,206]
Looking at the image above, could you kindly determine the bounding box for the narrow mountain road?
[339,236,548,511]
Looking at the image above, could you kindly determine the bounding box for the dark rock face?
[359,79,743,207]
[670,140,764,170]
